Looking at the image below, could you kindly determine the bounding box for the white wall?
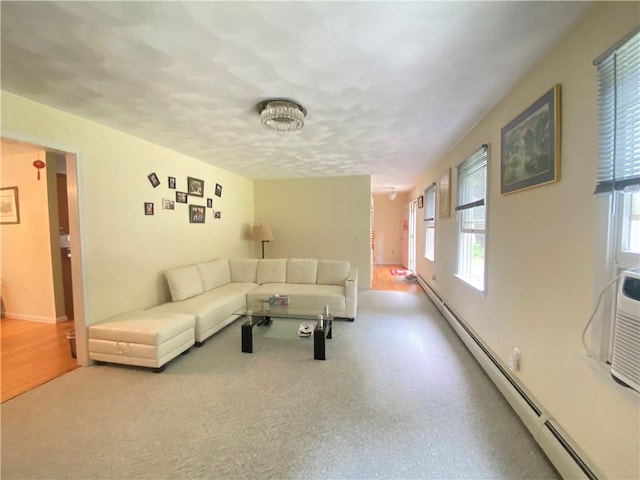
[1,92,255,351]
[372,192,406,265]
[254,176,371,289]
[410,3,639,478]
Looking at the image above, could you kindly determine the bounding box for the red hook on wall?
[33,160,46,180]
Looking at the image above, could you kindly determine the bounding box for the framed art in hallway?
[215,183,223,197]
[187,176,204,197]
[501,84,561,195]
[438,168,451,219]
[144,202,154,215]
[176,191,188,203]
[168,176,176,189]
[417,195,424,208]
[0,187,20,224]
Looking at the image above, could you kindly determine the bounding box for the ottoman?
[89,311,196,372]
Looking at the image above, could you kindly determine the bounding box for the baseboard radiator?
[417,276,600,480]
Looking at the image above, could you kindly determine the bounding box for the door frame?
[2,132,89,366]
[408,199,417,272]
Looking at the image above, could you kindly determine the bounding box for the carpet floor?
[0,290,558,479]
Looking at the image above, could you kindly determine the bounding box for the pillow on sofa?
[229,259,259,283]
[317,259,351,286]
[165,265,204,301]
[196,259,231,291]
[256,259,287,284]
[287,258,318,284]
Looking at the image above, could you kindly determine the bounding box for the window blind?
[455,145,488,211]
[594,28,640,194]
[424,183,436,222]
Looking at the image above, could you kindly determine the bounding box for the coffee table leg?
[241,320,254,353]
[314,325,326,360]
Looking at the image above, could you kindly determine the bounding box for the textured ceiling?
[0,1,592,192]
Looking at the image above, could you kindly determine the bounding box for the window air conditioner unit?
[610,270,640,393]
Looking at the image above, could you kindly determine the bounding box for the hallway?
[372,264,423,293]
[1,317,78,403]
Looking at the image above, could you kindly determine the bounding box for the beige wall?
[254,176,371,288]
[373,192,406,265]
[410,3,639,478]
[1,147,61,322]
[1,92,255,342]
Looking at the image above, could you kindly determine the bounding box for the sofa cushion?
[197,259,231,291]
[256,259,287,285]
[165,265,204,301]
[229,258,259,283]
[317,259,351,286]
[287,258,318,284]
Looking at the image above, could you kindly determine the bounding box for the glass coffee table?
[235,302,339,360]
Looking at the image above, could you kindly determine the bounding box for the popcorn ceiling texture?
[1,1,590,189]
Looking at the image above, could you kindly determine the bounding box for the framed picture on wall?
[501,84,561,195]
[207,198,213,208]
[176,191,188,203]
[0,187,20,224]
[189,205,206,223]
[417,195,424,208]
[187,177,204,197]
[168,176,176,189]
[163,199,175,210]
[214,210,221,219]
[144,202,154,215]
[438,168,451,219]
[215,183,223,197]
[147,172,160,188]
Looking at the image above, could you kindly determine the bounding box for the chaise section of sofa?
[146,259,256,345]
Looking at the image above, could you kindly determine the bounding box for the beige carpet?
[0,290,559,479]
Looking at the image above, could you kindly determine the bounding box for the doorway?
[0,137,85,401]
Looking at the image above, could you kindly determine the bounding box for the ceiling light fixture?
[258,99,307,133]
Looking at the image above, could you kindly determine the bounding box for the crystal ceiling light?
[258,99,307,133]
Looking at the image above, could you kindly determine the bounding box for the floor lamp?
[252,224,273,259]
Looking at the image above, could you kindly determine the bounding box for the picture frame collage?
[145,173,223,222]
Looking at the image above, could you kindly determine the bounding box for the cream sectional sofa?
[89,258,357,370]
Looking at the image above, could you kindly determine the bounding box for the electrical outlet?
[509,347,521,372]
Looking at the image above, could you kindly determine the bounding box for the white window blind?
[456,145,488,291]
[594,27,640,194]
[424,183,436,261]
[424,183,436,222]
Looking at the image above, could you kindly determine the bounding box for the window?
[595,27,640,271]
[455,145,488,291]
[424,183,436,261]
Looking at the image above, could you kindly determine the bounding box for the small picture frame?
[207,198,213,208]
[187,177,204,197]
[162,199,175,210]
[215,183,223,197]
[214,210,221,219]
[168,176,176,189]
[417,195,424,208]
[176,191,188,203]
[189,205,206,223]
[144,202,154,215]
[439,168,451,219]
[501,84,561,195]
[0,186,20,224]
[148,172,160,188]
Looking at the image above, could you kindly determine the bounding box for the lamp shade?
[252,224,273,242]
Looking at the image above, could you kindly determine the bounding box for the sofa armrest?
[345,268,358,298]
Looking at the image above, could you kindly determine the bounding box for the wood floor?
[372,264,423,293]
[1,317,78,403]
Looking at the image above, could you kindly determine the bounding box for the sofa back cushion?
[165,265,204,301]
[229,259,259,283]
[317,259,351,286]
[256,259,287,285]
[287,258,318,284]
[196,259,231,291]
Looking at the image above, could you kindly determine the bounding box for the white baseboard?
[5,312,68,324]
[419,277,601,480]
